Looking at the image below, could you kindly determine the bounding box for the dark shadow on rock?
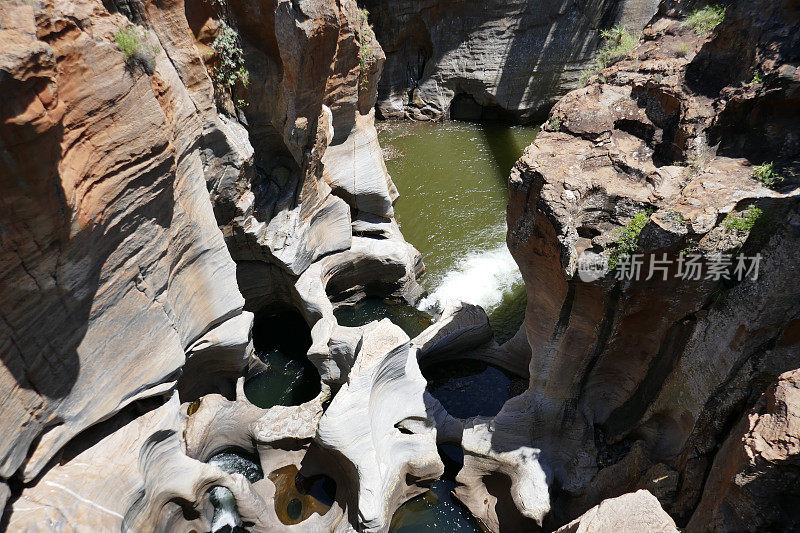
[1,57,177,480]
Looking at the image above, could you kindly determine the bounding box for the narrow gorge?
[0,0,798,532]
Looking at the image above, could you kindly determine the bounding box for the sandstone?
[1,0,427,529]
[363,0,660,121]
[317,320,444,532]
[555,490,678,533]
[0,0,248,484]
[687,369,800,532]
[494,0,800,529]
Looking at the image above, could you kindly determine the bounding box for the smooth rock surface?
[555,490,678,533]
[0,0,248,483]
[363,0,660,121]
[317,320,444,532]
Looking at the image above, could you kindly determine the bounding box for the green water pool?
[377,120,537,344]
[379,118,537,533]
[243,309,321,409]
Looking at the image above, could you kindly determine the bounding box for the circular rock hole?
[334,297,432,338]
[243,307,320,409]
[423,360,526,419]
[269,464,337,525]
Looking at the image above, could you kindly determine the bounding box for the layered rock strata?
[1,0,431,530]
[362,0,660,122]
[0,0,249,488]
[469,0,800,530]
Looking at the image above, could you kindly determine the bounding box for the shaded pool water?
[243,309,321,409]
[389,445,486,533]
[377,121,537,343]
[334,297,433,338]
[424,360,528,420]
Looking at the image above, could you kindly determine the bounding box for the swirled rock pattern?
[0,0,248,485]
[1,0,426,529]
[361,0,660,122]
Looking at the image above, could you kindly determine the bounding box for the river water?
[378,120,537,344]
[379,120,537,532]
[227,120,537,532]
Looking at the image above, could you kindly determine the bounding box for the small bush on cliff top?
[752,162,785,189]
[581,26,639,85]
[115,26,160,73]
[210,21,249,102]
[596,26,639,69]
[724,206,763,234]
[357,9,377,90]
[683,5,726,34]
[607,209,652,270]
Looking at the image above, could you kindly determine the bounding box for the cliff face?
[0,0,249,488]
[1,0,426,529]
[361,0,660,122]
[497,0,800,529]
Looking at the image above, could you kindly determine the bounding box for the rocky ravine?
[477,0,799,530]
[362,0,661,122]
[1,0,799,531]
[0,0,435,530]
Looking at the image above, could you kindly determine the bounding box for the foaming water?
[207,451,263,533]
[378,120,536,343]
[418,241,523,314]
[380,120,537,532]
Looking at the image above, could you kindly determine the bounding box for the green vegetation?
[581,26,639,85]
[210,21,249,99]
[751,72,763,84]
[724,206,764,234]
[752,162,784,188]
[114,26,160,72]
[596,26,640,68]
[682,242,699,255]
[357,8,376,90]
[607,209,652,270]
[683,5,726,34]
[548,117,562,132]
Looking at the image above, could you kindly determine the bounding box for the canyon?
[0,0,798,532]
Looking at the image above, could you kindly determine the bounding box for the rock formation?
[2,0,799,530]
[0,0,249,487]
[362,0,661,122]
[0,0,430,529]
[469,0,800,529]
[555,489,678,533]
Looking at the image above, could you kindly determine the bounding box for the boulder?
[556,490,678,533]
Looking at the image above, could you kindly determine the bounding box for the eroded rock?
[491,0,800,529]
[555,490,678,533]
[362,0,660,121]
